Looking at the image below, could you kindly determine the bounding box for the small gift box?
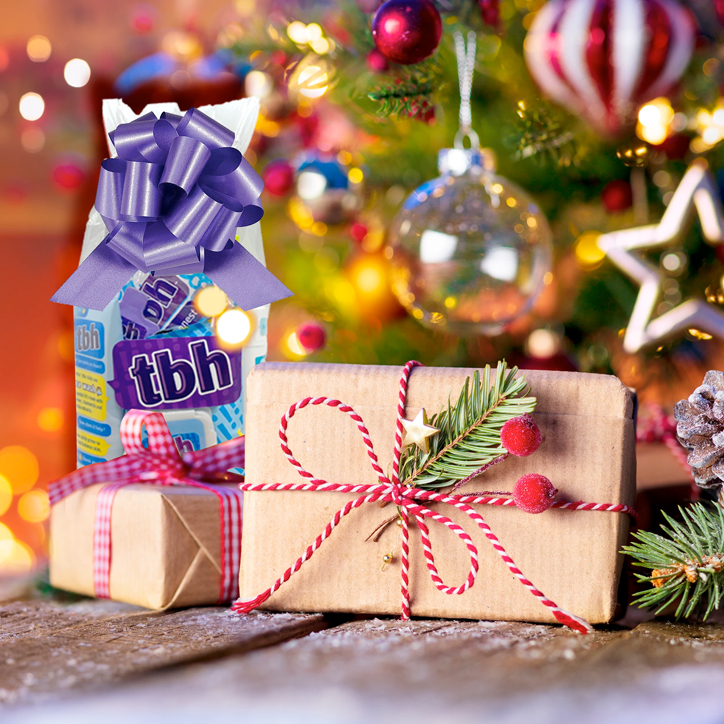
[50,411,243,609]
[236,362,636,631]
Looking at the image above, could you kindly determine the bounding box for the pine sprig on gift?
[624,504,724,620]
[400,361,536,490]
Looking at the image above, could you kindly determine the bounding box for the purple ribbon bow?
[52,107,291,312]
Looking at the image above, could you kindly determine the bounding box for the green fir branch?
[366,60,444,118]
[623,504,724,621]
[401,361,536,490]
[512,100,578,167]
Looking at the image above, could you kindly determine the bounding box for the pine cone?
[674,371,724,489]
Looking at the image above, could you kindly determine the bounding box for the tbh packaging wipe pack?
[68,98,285,465]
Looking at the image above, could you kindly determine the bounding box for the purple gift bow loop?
[49,409,245,602]
[51,107,291,312]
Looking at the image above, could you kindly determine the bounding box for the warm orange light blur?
[0,446,39,495]
[37,407,64,432]
[18,490,50,523]
[0,537,35,573]
[0,475,11,517]
[348,256,387,297]
[195,286,228,317]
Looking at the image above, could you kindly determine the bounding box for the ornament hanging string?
[233,361,637,634]
[453,30,479,149]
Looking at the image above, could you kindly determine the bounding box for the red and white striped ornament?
[524,0,695,135]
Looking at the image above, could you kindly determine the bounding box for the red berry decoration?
[513,474,558,514]
[602,179,633,213]
[371,0,442,66]
[296,322,327,353]
[263,160,295,197]
[500,414,542,457]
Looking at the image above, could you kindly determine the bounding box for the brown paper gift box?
[240,363,636,625]
[50,483,237,609]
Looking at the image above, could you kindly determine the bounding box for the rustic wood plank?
[9,617,724,723]
[0,600,326,706]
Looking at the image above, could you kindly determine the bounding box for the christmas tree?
[228,0,724,409]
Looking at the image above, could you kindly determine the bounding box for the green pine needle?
[366,60,443,119]
[623,503,724,621]
[400,361,535,490]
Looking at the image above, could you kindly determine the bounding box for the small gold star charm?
[401,409,439,454]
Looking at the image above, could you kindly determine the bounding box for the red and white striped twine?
[233,361,636,634]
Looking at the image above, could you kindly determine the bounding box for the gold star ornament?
[401,409,439,453]
[598,160,724,354]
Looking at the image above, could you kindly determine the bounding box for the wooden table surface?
[2,578,724,724]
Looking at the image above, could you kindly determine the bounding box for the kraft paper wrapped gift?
[50,482,240,610]
[239,363,636,625]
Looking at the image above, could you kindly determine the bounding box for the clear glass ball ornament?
[387,147,553,335]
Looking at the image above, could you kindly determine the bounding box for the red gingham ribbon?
[49,410,244,603]
[232,361,636,634]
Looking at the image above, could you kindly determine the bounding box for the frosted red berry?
[513,474,557,514]
[500,414,542,457]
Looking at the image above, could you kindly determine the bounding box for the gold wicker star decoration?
[400,409,439,454]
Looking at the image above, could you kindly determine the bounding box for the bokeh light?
[63,58,91,88]
[0,446,39,495]
[526,328,560,358]
[19,92,45,121]
[287,21,308,44]
[20,127,45,153]
[245,70,273,98]
[26,35,51,62]
[195,285,228,317]
[296,66,329,99]
[0,476,11,517]
[18,490,50,523]
[52,161,85,191]
[216,309,252,346]
[37,407,64,433]
[284,331,308,358]
[0,536,35,573]
[636,98,674,145]
[574,231,605,270]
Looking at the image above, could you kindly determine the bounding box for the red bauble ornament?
[296,322,327,353]
[716,0,724,25]
[602,179,633,213]
[350,222,369,243]
[524,0,694,135]
[661,132,691,159]
[366,49,389,73]
[263,159,294,197]
[513,474,558,514]
[371,0,442,66]
[501,415,542,457]
[479,0,500,27]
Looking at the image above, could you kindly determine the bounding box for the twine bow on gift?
[51,106,291,312]
[233,361,636,634]
[49,410,244,602]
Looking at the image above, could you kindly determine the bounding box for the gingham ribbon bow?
[49,410,244,602]
[233,361,635,633]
